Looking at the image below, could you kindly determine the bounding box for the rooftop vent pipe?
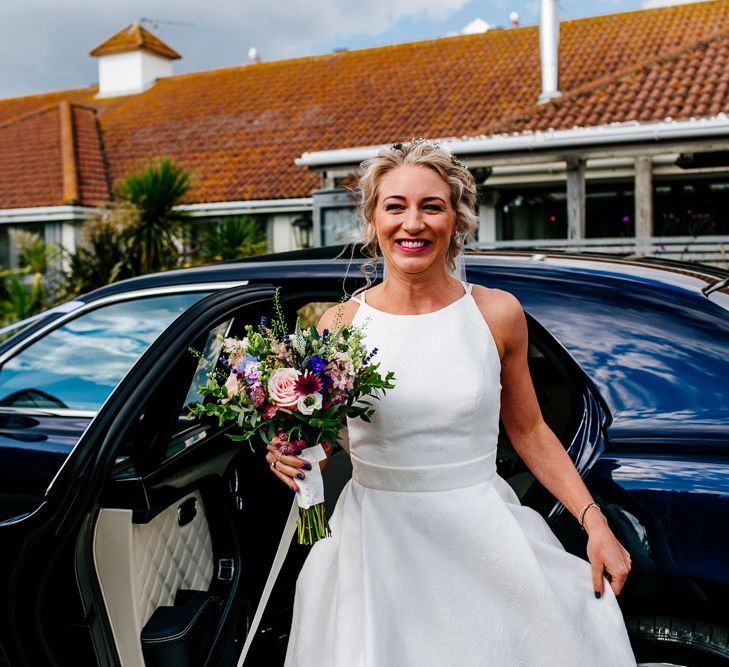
[538,0,561,103]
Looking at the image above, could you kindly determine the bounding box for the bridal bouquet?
[189,291,395,544]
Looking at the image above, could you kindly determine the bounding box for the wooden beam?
[59,101,79,205]
[566,157,585,239]
[634,157,653,245]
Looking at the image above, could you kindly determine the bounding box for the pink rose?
[267,368,301,409]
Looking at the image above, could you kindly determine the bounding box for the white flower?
[223,336,248,354]
[297,391,322,415]
[292,333,306,356]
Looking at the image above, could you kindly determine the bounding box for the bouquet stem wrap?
[294,444,331,544]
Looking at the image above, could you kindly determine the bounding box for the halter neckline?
[352,280,473,318]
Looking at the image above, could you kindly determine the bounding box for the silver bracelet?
[579,502,601,531]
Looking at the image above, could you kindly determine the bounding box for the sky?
[0,0,707,100]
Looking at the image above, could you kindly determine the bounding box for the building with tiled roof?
[1,1,729,267]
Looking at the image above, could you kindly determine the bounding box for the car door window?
[0,293,210,412]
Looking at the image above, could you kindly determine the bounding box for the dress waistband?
[350,451,497,492]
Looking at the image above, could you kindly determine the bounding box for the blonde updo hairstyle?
[354,140,479,293]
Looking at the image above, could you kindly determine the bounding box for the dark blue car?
[0,247,727,667]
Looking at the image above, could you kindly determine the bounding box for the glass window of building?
[654,177,729,236]
[321,206,361,245]
[585,182,635,238]
[496,188,567,240]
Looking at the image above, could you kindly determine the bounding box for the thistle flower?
[295,371,323,396]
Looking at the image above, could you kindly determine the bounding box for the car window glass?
[180,319,234,420]
[164,319,234,460]
[0,293,211,412]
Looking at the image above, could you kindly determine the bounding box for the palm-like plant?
[197,216,268,263]
[8,229,61,311]
[61,204,135,297]
[117,157,192,273]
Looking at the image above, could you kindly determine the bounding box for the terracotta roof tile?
[72,105,111,206]
[89,22,181,60]
[1,0,729,207]
[0,106,64,208]
[495,28,729,134]
[0,103,110,208]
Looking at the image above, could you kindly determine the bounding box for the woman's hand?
[265,442,333,492]
[584,510,632,598]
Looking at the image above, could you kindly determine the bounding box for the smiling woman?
[281,141,637,667]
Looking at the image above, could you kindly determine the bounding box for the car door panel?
[93,490,215,667]
[0,285,276,666]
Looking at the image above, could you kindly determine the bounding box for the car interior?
[64,285,589,666]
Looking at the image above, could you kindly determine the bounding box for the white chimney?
[90,22,181,98]
[248,47,261,63]
[538,0,561,103]
[509,11,520,28]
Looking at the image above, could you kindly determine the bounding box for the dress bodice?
[346,281,502,492]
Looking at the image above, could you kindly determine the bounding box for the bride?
[266,140,636,666]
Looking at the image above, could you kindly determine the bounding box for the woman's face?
[372,164,456,278]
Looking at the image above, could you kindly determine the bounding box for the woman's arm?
[475,287,632,598]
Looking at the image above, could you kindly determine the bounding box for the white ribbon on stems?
[236,444,328,666]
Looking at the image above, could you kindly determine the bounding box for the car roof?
[79,245,729,303]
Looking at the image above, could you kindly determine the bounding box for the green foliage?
[62,157,195,298]
[0,273,36,324]
[61,204,135,298]
[0,230,61,324]
[197,216,268,263]
[117,157,192,274]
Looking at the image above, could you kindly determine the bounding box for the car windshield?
[0,292,210,412]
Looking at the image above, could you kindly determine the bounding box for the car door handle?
[177,497,197,526]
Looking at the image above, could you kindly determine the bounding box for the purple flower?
[235,354,258,372]
[309,355,326,374]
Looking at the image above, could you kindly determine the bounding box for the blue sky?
[0,0,703,99]
[317,1,696,53]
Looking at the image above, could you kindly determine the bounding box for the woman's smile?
[395,239,432,252]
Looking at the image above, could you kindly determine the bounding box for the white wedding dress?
[284,281,636,666]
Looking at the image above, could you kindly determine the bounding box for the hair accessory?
[390,138,469,170]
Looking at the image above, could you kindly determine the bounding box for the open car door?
[0,284,303,666]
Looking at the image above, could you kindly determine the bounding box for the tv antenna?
[140,17,194,30]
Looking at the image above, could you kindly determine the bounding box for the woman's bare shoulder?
[471,284,523,317]
[470,285,526,357]
[316,298,362,333]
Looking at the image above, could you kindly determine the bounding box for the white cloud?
[461,17,492,34]
[0,0,472,98]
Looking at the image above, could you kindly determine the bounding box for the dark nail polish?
[297,473,305,480]
[303,463,312,471]
[594,591,601,599]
